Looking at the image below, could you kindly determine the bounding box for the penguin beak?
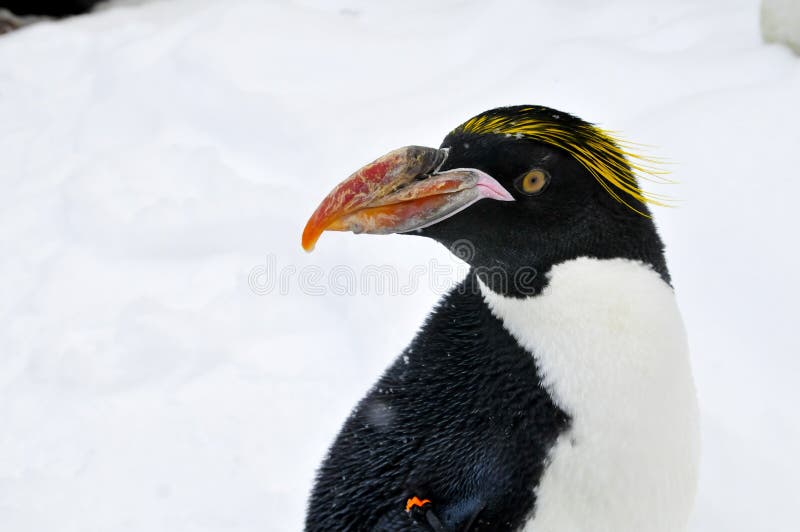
[301,146,514,251]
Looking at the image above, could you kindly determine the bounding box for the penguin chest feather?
[480,257,700,532]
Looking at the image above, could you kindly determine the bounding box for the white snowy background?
[1,0,799,530]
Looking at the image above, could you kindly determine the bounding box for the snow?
[0,0,798,531]
[762,0,800,54]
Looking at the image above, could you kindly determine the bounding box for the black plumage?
[305,272,568,531]
[1,1,102,17]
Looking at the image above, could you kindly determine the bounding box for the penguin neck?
[467,213,670,298]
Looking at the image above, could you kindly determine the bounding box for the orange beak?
[301,145,514,251]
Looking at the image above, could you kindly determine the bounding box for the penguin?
[0,1,102,18]
[301,106,700,532]
[0,0,103,34]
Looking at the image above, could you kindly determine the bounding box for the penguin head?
[302,106,671,295]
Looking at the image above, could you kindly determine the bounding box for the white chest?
[479,258,700,532]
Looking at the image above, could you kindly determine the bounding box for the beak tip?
[475,173,515,202]
[301,224,321,252]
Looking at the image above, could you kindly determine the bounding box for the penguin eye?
[515,168,550,196]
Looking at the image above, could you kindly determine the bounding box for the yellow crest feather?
[453,106,673,216]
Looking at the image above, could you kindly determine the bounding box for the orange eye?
[515,168,550,195]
